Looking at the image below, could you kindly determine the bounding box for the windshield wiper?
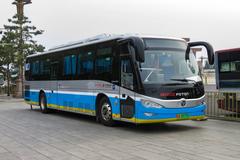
[170,78,196,83]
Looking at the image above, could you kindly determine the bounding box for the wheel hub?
[101,103,112,121]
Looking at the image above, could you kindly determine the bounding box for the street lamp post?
[12,0,32,98]
[12,0,32,18]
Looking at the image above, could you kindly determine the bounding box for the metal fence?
[206,91,240,121]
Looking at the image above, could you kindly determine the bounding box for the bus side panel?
[24,81,41,105]
[24,81,55,106]
[46,81,58,106]
[56,80,95,114]
[92,81,121,119]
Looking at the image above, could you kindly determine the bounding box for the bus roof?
[27,34,185,58]
[216,48,240,54]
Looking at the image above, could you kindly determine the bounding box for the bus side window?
[77,54,81,75]
[39,58,51,80]
[25,60,30,81]
[82,52,94,73]
[95,47,113,81]
[78,51,94,79]
[121,59,134,90]
[50,61,59,80]
[31,60,40,80]
[71,55,76,75]
[63,54,77,79]
[236,61,240,72]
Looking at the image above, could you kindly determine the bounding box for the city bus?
[24,34,214,126]
[215,48,240,113]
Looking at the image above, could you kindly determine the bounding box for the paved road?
[0,96,240,160]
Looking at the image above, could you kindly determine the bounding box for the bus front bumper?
[118,104,207,124]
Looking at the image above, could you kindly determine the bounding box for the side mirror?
[118,37,145,62]
[186,41,214,65]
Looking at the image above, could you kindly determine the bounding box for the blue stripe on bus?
[25,91,205,122]
[25,90,120,115]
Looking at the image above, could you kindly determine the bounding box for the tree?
[1,14,45,97]
[0,35,16,96]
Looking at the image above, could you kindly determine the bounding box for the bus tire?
[40,93,49,114]
[98,97,115,126]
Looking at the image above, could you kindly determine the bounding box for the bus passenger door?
[119,56,136,121]
[48,60,59,107]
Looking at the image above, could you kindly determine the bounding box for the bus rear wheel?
[40,93,49,114]
[99,97,115,126]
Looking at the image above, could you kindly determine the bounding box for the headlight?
[141,99,164,108]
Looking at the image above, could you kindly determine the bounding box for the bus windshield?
[139,40,199,85]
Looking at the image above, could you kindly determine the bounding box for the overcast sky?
[0,0,240,52]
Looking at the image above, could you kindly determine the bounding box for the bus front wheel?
[40,93,49,114]
[99,97,115,126]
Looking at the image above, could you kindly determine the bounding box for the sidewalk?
[0,94,23,103]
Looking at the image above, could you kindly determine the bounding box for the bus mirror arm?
[186,41,215,65]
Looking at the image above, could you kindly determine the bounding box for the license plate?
[176,113,189,119]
